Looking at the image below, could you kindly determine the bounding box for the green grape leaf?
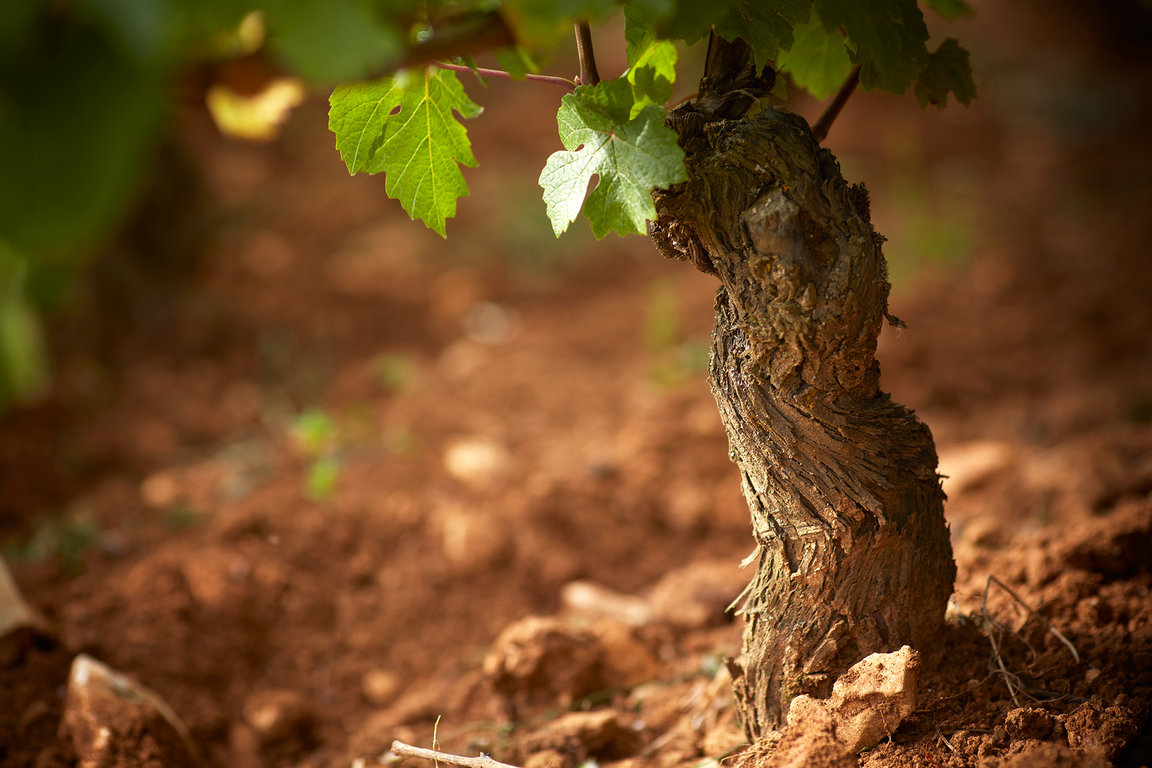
[170,2,258,51]
[539,79,687,239]
[631,40,677,83]
[914,38,976,109]
[816,0,928,93]
[457,55,486,87]
[627,49,677,118]
[624,13,677,79]
[328,68,483,236]
[624,11,678,118]
[504,0,619,21]
[921,0,973,19]
[502,0,619,47]
[493,46,539,80]
[652,0,740,44]
[623,0,676,24]
[624,8,652,67]
[265,0,403,83]
[715,0,811,71]
[775,9,853,99]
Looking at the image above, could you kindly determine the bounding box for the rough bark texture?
[651,105,955,737]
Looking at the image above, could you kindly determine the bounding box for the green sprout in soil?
[291,408,342,501]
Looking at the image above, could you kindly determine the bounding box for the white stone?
[63,654,198,768]
[784,645,921,755]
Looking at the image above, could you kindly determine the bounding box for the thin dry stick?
[980,573,1081,706]
[639,720,688,757]
[390,740,522,768]
[811,66,860,143]
[981,577,1026,705]
[985,574,1080,664]
[936,726,956,754]
[986,621,1024,706]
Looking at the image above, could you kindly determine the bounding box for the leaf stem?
[432,61,574,90]
[574,22,600,86]
[812,66,860,143]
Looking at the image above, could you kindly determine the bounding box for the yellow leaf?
[207,77,305,142]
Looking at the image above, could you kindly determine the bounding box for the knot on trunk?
[652,107,887,397]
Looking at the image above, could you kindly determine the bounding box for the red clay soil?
[2,3,1151,767]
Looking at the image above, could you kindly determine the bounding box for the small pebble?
[362,669,400,707]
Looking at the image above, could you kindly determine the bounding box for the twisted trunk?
[651,105,955,736]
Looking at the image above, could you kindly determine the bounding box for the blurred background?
[2,1,1151,766]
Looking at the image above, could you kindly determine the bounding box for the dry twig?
[390,740,522,768]
[985,575,1080,663]
[980,573,1081,705]
[935,725,956,754]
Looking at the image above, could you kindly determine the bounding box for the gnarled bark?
[651,106,955,737]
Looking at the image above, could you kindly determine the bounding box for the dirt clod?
[561,580,652,626]
[483,616,606,714]
[1063,701,1138,760]
[241,688,313,745]
[984,741,1111,768]
[523,749,570,768]
[483,616,658,717]
[1003,706,1054,741]
[521,710,625,758]
[700,720,746,758]
[755,702,854,768]
[645,559,747,630]
[361,668,401,707]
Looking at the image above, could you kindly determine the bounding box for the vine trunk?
[651,104,956,736]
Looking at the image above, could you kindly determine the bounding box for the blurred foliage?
[373,351,416,393]
[841,131,978,288]
[643,280,683,353]
[643,280,710,388]
[206,76,306,140]
[0,0,441,411]
[0,0,973,410]
[2,508,100,573]
[291,408,344,500]
[291,408,338,455]
[0,253,49,403]
[305,455,342,501]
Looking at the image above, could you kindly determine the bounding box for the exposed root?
[935,725,956,754]
[979,574,1081,705]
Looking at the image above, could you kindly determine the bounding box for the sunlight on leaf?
[329,68,483,236]
[539,80,686,239]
